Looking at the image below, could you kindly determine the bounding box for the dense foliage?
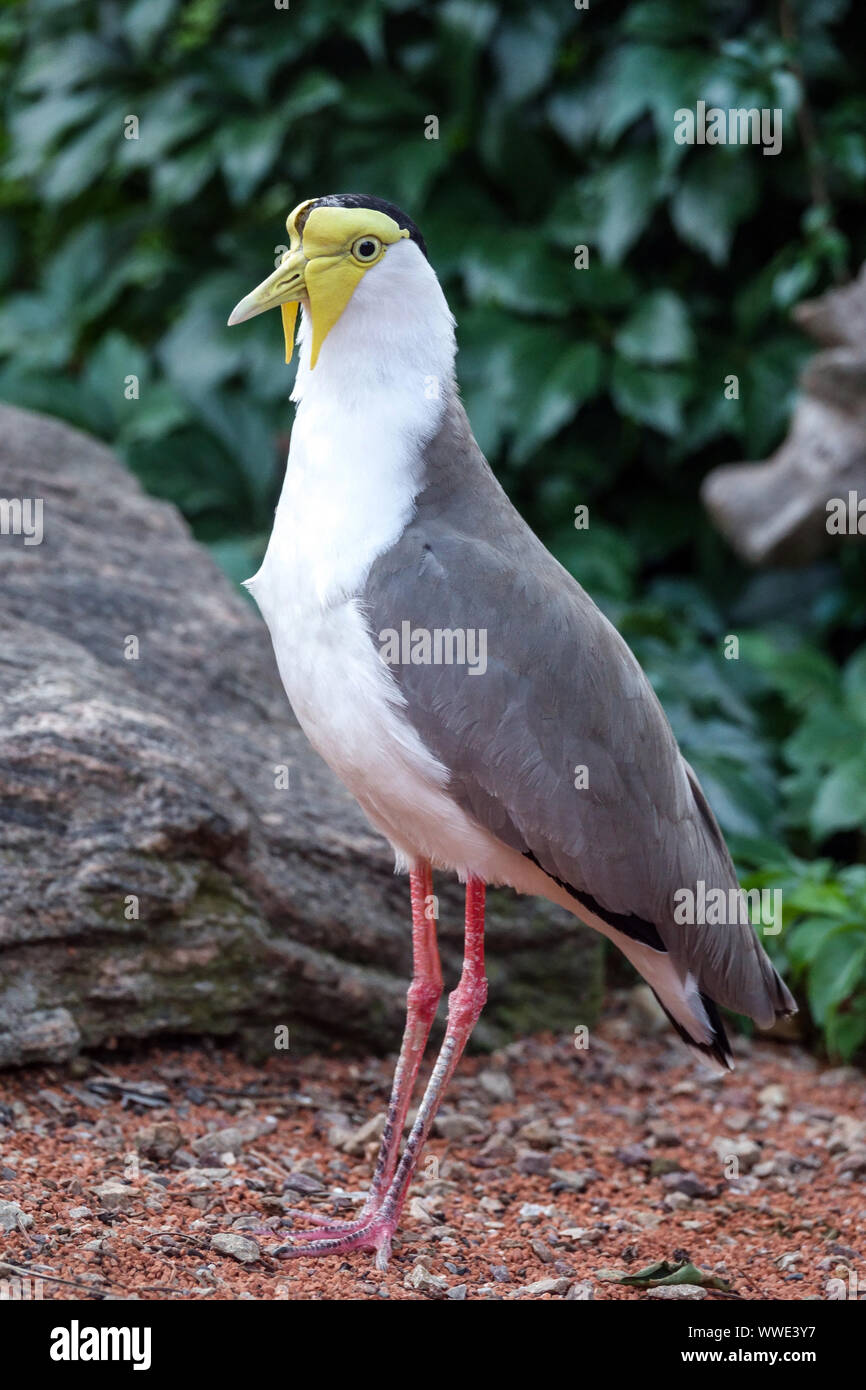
[1,0,865,1054]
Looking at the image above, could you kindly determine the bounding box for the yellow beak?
[227,249,306,364]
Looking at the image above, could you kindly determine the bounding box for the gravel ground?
[1,994,864,1302]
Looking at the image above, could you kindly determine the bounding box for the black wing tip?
[653,989,734,1072]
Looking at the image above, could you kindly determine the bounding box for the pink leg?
[369,860,443,1196]
[274,877,487,1268]
[376,877,486,1245]
[280,861,442,1239]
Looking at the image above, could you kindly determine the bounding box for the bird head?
[227,194,426,369]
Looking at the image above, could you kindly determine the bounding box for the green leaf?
[40,111,120,203]
[0,218,17,290]
[331,135,450,212]
[742,334,811,456]
[6,91,104,173]
[344,1,387,64]
[17,36,113,94]
[0,294,77,371]
[771,258,819,309]
[116,85,211,170]
[623,1,716,44]
[600,44,707,149]
[783,705,863,773]
[610,359,690,436]
[558,523,637,604]
[438,0,498,48]
[0,366,113,436]
[785,876,861,920]
[42,224,109,316]
[81,332,151,431]
[123,0,177,58]
[511,342,604,463]
[807,930,866,1025]
[598,1259,732,1290]
[592,153,661,265]
[461,231,576,317]
[810,757,866,840]
[615,291,694,365]
[158,281,246,394]
[218,115,286,205]
[279,70,343,123]
[117,381,192,447]
[455,306,519,459]
[546,82,606,151]
[126,427,246,526]
[842,645,866,718]
[186,388,278,515]
[707,774,778,841]
[153,143,219,206]
[491,12,560,105]
[738,636,841,707]
[826,995,866,1062]
[670,156,758,264]
[786,915,847,971]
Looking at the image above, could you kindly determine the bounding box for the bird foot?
[271,1211,395,1269]
[271,1205,375,1244]
[233,1209,369,1242]
[281,1204,369,1230]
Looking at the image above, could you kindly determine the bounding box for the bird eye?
[352,236,382,263]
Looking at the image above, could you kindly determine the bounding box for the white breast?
[248,373,443,854]
[245,240,454,861]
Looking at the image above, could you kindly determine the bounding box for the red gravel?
[0,1003,863,1301]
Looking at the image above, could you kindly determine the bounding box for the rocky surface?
[0,404,602,1065]
[0,1006,863,1300]
[702,262,866,566]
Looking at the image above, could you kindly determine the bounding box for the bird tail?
[620,934,794,1074]
[650,948,794,1074]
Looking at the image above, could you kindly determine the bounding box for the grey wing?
[362,427,792,1029]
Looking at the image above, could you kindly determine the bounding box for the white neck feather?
[248,239,456,616]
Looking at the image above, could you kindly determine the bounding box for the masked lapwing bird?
[228,193,796,1269]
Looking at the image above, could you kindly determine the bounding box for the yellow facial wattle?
[227,200,410,368]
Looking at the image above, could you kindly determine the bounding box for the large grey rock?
[702,263,866,566]
[0,404,602,1065]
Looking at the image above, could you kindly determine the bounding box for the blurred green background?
[1,0,865,1056]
